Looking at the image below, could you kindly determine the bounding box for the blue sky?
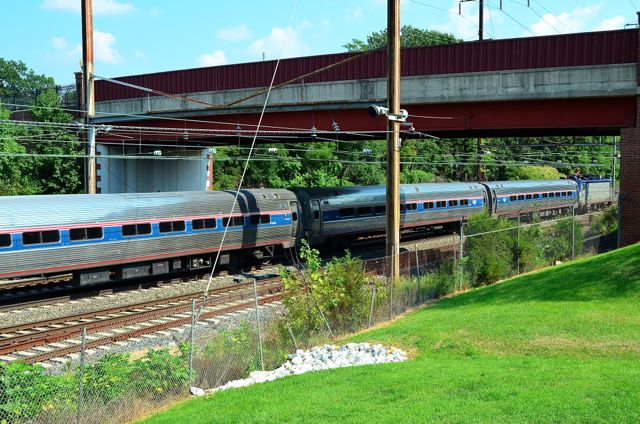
[1,1,637,84]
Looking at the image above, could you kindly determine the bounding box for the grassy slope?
[141,244,640,423]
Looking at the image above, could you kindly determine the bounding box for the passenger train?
[0,177,613,284]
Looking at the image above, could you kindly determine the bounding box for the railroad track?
[0,278,283,365]
[0,274,73,291]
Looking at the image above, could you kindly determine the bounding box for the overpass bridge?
[88,29,640,246]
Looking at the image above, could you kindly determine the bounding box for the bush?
[281,240,384,336]
[543,217,583,263]
[464,213,515,286]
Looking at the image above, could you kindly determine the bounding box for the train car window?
[449,200,459,207]
[517,195,525,201]
[542,193,548,198]
[399,204,406,212]
[375,205,386,214]
[70,227,103,241]
[22,230,60,245]
[423,202,434,209]
[339,208,354,218]
[556,192,562,197]
[159,221,185,233]
[460,199,469,206]
[357,206,372,216]
[260,214,271,224]
[250,215,260,225]
[193,218,216,230]
[122,224,137,236]
[436,201,446,208]
[272,193,280,199]
[526,194,533,200]
[0,234,11,247]
[222,217,243,227]
[313,210,320,220]
[138,223,152,235]
[406,203,417,211]
[123,223,151,236]
[510,195,517,201]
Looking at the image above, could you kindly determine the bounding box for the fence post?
[415,245,422,304]
[517,213,521,275]
[458,219,464,291]
[252,279,265,371]
[189,299,196,388]
[387,256,394,320]
[76,327,87,424]
[368,285,376,327]
[572,206,576,260]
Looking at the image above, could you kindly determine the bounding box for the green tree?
[0,58,55,98]
[344,25,460,51]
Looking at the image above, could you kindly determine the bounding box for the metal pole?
[459,219,464,291]
[82,0,96,194]
[517,213,521,275]
[572,207,576,260]
[76,327,87,424]
[252,279,265,371]
[479,0,484,40]
[415,245,422,303]
[368,285,376,327]
[386,0,401,286]
[188,299,196,387]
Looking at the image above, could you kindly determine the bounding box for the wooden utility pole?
[386,0,401,284]
[82,0,96,194]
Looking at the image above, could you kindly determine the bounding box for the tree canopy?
[0,58,82,195]
[343,25,460,52]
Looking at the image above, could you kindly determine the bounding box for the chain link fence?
[0,208,618,423]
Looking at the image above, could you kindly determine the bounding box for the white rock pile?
[203,343,407,394]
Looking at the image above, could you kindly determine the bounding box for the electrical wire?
[201,0,299,303]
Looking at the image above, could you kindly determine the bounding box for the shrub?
[281,240,384,336]
[464,213,515,286]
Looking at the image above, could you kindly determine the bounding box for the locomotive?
[0,178,612,284]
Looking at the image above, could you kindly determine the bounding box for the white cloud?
[51,36,81,62]
[134,49,147,61]
[218,25,252,41]
[51,37,68,50]
[320,18,331,30]
[50,31,122,64]
[249,26,309,60]
[529,5,600,36]
[94,31,123,63]
[198,50,228,67]
[593,16,625,31]
[41,0,135,15]
[347,5,363,22]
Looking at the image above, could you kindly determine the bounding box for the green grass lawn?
[140,244,640,423]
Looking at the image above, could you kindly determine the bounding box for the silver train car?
[483,180,579,217]
[569,177,614,212]
[0,178,609,282]
[294,183,487,245]
[0,189,299,283]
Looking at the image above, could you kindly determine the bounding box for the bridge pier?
[620,128,640,246]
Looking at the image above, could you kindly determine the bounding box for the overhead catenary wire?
[200,0,300,304]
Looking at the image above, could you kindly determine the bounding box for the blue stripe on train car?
[322,198,485,223]
[4,212,291,252]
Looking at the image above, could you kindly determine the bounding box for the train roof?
[0,189,295,230]
[294,182,486,198]
[482,180,578,190]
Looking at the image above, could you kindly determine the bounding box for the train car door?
[289,200,299,238]
[311,200,322,235]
